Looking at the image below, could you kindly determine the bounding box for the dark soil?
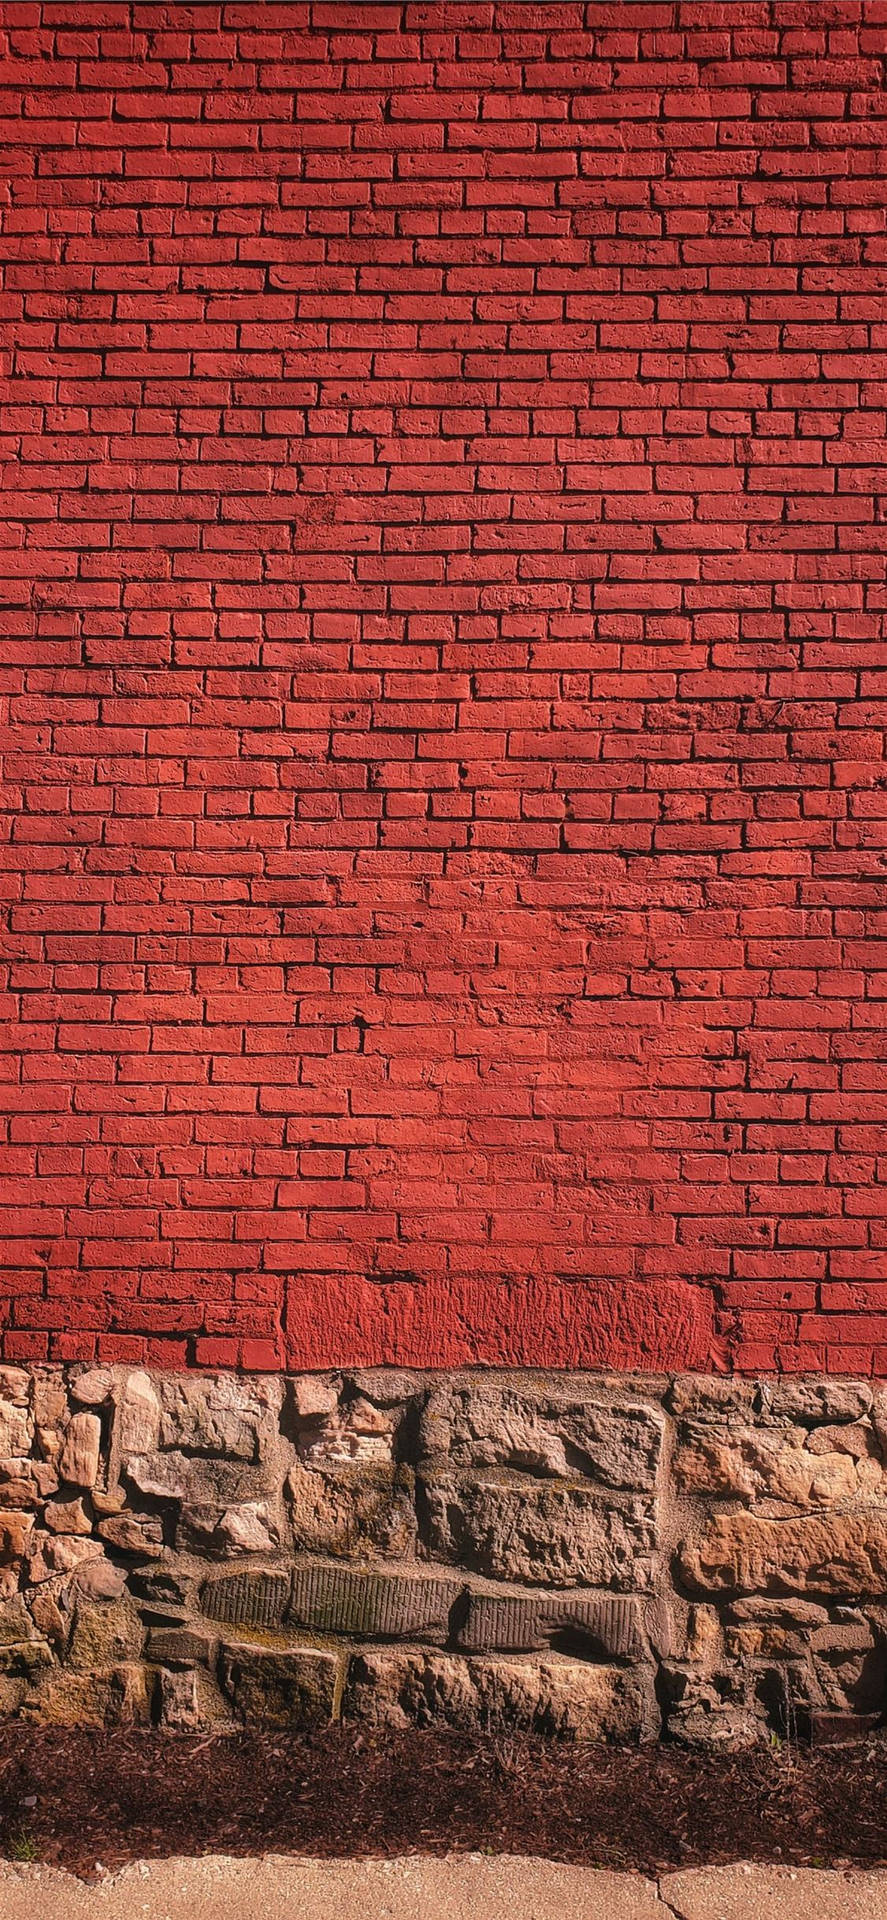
[1,1727,887,1880]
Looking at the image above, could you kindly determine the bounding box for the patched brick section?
[0,4,885,1376]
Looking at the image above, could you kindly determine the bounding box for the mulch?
[1,1726,887,1880]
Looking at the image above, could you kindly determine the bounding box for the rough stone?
[98,1513,164,1557]
[434,1385,664,1492]
[218,1644,338,1729]
[287,1459,417,1559]
[44,1499,92,1537]
[0,1369,30,1406]
[20,1662,151,1727]
[297,1394,397,1466]
[146,1627,213,1667]
[214,1502,279,1554]
[423,1479,657,1590]
[672,1424,886,1512]
[157,1665,202,1732]
[342,1650,655,1741]
[0,1362,882,1747]
[59,1414,102,1491]
[680,1511,887,1598]
[67,1599,144,1672]
[290,1378,339,1421]
[116,1372,161,1458]
[158,1375,281,1463]
[0,1399,32,1460]
[69,1370,115,1408]
[73,1558,127,1603]
[0,1510,34,1558]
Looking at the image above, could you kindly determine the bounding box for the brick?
[0,3,882,1374]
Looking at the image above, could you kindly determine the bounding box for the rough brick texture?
[1,3,887,1373]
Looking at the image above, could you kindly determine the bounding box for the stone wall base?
[0,1364,885,1748]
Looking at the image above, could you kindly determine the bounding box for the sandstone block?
[147,1627,213,1667]
[423,1479,657,1589]
[98,1512,164,1557]
[287,1458,417,1559]
[288,1563,460,1642]
[218,1644,338,1729]
[0,1510,34,1559]
[159,1375,282,1463]
[673,1423,885,1512]
[428,1383,663,1492]
[0,1400,32,1461]
[200,1570,290,1632]
[455,1588,645,1658]
[158,1666,203,1732]
[117,1371,161,1458]
[680,1511,887,1598]
[342,1649,655,1741]
[69,1369,115,1408]
[60,1413,102,1491]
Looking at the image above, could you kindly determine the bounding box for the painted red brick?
[1,2,885,1373]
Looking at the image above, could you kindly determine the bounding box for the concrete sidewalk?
[0,1854,885,1920]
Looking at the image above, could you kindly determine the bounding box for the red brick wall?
[2,2,886,1374]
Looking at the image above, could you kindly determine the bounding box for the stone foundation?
[0,1364,885,1748]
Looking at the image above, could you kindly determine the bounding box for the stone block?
[287,1459,417,1559]
[422,1478,657,1590]
[342,1649,655,1741]
[59,1413,102,1490]
[98,1512,164,1557]
[117,1371,161,1458]
[455,1588,645,1658]
[680,1511,887,1598]
[218,1644,338,1729]
[428,1383,664,1492]
[147,1627,213,1667]
[288,1563,459,1642]
[0,1399,32,1461]
[200,1570,290,1632]
[158,1375,282,1463]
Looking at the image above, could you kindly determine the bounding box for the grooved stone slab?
[288,1563,459,1640]
[456,1589,643,1655]
[200,1572,289,1630]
